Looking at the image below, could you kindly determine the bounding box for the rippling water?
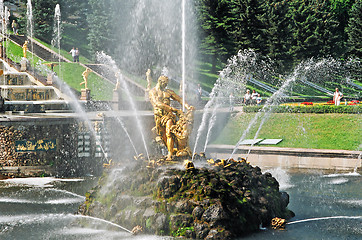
[0,170,360,239]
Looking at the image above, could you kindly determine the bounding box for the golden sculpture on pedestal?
[22,40,28,58]
[80,68,91,89]
[80,68,92,100]
[149,75,194,160]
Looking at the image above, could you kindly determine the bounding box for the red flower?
[301,102,313,105]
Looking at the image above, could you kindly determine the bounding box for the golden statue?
[146,69,152,90]
[149,75,194,160]
[114,71,121,91]
[22,40,28,58]
[80,68,91,89]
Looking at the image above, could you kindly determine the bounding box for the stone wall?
[0,118,102,177]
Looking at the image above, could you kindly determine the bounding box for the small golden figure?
[80,68,91,89]
[149,75,194,160]
[22,40,28,58]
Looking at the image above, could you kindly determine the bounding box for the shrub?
[243,105,361,114]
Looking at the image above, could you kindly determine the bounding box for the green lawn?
[5,36,113,100]
[52,63,114,101]
[213,113,362,150]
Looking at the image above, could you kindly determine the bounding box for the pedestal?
[20,58,28,72]
[46,73,54,85]
[80,89,90,101]
[112,89,122,110]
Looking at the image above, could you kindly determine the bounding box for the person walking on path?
[69,47,76,62]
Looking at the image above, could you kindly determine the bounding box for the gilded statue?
[80,68,91,89]
[22,40,28,58]
[113,71,121,91]
[149,75,194,160]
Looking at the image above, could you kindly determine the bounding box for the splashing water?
[202,103,221,152]
[287,216,362,225]
[96,52,150,161]
[35,62,110,160]
[193,49,274,158]
[26,0,34,68]
[264,168,294,190]
[0,213,132,234]
[52,4,62,78]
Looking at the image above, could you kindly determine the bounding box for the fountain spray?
[96,52,150,161]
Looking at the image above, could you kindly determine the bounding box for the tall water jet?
[3,6,9,59]
[181,0,186,111]
[193,49,274,157]
[52,4,62,78]
[26,0,34,69]
[111,0,197,93]
[229,57,361,159]
[96,52,150,160]
[0,0,4,58]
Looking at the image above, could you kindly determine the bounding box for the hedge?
[243,105,362,114]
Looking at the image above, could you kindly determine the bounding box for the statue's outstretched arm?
[168,90,194,111]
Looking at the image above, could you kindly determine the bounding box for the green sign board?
[15,140,57,152]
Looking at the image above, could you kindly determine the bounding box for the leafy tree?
[59,0,90,28]
[196,0,236,72]
[262,0,292,71]
[87,0,116,58]
[330,0,356,44]
[19,0,58,42]
[288,0,341,63]
[346,0,362,58]
[229,0,267,54]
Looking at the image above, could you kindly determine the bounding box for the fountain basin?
[208,144,361,171]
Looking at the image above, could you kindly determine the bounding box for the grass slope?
[213,113,362,150]
[52,63,114,101]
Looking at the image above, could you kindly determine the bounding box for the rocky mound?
[79,157,294,239]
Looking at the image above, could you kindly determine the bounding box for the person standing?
[197,84,202,102]
[229,92,235,111]
[11,20,18,35]
[75,48,80,62]
[244,89,251,105]
[69,47,76,62]
[251,89,258,104]
[333,88,343,106]
[256,94,262,105]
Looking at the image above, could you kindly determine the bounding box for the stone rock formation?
[79,156,294,239]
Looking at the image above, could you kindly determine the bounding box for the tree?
[288,0,342,63]
[87,0,116,58]
[19,0,58,42]
[59,0,90,28]
[330,0,356,48]
[196,0,236,72]
[262,0,293,71]
[346,0,362,58]
[229,0,267,54]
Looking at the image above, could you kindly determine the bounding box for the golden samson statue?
[149,75,194,160]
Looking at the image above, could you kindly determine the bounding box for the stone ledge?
[207,145,361,171]
[0,165,55,178]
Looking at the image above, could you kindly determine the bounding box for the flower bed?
[244,104,361,114]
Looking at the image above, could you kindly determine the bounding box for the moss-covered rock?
[79,158,294,239]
